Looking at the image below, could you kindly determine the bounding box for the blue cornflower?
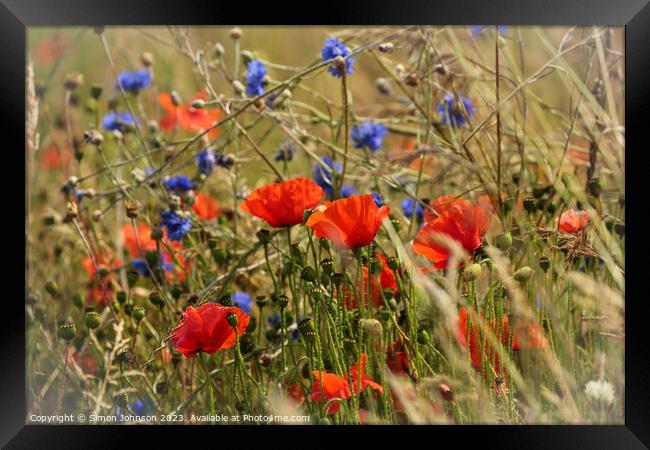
[274,142,296,162]
[244,60,267,97]
[233,291,253,314]
[401,198,425,223]
[163,175,194,193]
[469,25,508,37]
[437,93,475,128]
[372,192,384,207]
[116,68,151,92]
[196,149,216,175]
[321,37,354,77]
[351,121,388,152]
[75,189,91,204]
[290,327,300,342]
[116,398,154,421]
[102,111,137,131]
[160,210,191,242]
[131,257,173,277]
[341,185,358,198]
[313,155,343,196]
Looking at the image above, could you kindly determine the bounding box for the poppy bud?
[232,80,245,96]
[84,311,101,329]
[275,294,289,309]
[588,178,602,197]
[321,258,334,275]
[191,99,205,109]
[514,266,534,282]
[303,209,314,223]
[360,319,383,338]
[149,292,165,308]
[370,258,383,275]
[58,323,76,341]
[257,229,271,244]
[538,256,550,273]
[90,83,103,100]
[213,42,225,59]
[463,263,482,282]
[45,280,60,297]
[230,27,242,40]
[523,197,536,213]
[417,329,431,345]
[494,232,512,251]
[386,256,400,271]
[532,186,546,199]
[140,52,154,67]
[331,272,344,287]
[132,306,145,322]
[227,312,239,329]
[318,237,331,251]
[374,77,392,96]
[311,287,326,303]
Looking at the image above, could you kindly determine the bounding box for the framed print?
[3,0,649,447]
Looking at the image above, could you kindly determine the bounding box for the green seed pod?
[463,263,482,282]
[343,337,356,355]
[255,296,267,309]
[89,84,103,100]
[538,256,550,273]
[303,209,314,223]
[532,186,546,199]
[126,269,139,285]
[123,301,134,316]
[226,312,239,329]
[502,197,515,214]
[387,256,400,271]
[265,328,278,342]
[58,323,77,341]
[218,294,232,306]
[212,248,228,264]
[588,178,602,197]
[115,393,129,408]
[84,311,101,329]
[45,280,60,297]
[494,233,512,252]
[116,291,127,304]
[245,316,257,334]
[72,293,84,308]
[523,197,537,213]
[387,298,399,311]
[321,258,334,275]
[207,237,218,249]
[145,250,159,267]
[155,382,168,395]
[132,306,145,323]
[151,226,163,241]
[546,203,557,215]
[370,258,383,275]
[417,329,431,345]
[378,308,391,322]
[256,229,271,244]
[275,294,289,309]
[298,318,316,344]
[191,99,205,109]
[514,266,534,282]
[318,237,331,251]
[390,217,401,232]
[300,266,317,283]
[149,292,165,308]
[331,273,344,287]
[213,42,225,59]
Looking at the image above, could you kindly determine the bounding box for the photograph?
[24,24,625,426]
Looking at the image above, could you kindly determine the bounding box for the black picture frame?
[3,0,648,447]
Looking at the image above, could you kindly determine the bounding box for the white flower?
[584,380,615,405]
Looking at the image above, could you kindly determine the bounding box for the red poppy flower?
[81,252,119,306]
[558,209,590,233]
[423,195,471,223]
[192,193,222,221]
[72,350,97,375]
[122,223,157,257]
[413,201,488,270]
[41,145,73,170]
[311,353,383,414]
[306,194,390,249]
[158,91,222,138]
[386,340,410,376]
[240,177,324,228]
[343,253,399,308]
[171,303,249,357]
[457,307,546,382]
[34,33,68,65]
